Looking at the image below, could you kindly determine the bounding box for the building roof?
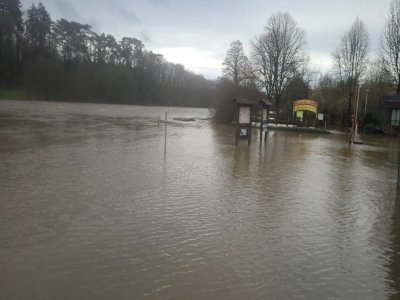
[232,98,273,107]
[383,95,400,103]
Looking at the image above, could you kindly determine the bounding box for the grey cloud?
[140,30,152,43]
[88,18,101,33]
[20,0,392,79]
[107,4,140,24]
[147,0,170,8]
[52,0,82,22]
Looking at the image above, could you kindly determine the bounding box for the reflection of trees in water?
[204,125,400,298]
[389,194,400,299]
[232,146,251,179]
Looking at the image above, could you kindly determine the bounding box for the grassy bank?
[0,88,28,100]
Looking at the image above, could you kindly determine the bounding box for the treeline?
[214,2,400,128]
[4,1,400,128]
[0,1,212,107]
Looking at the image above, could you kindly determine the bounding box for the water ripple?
[0,101,399,299]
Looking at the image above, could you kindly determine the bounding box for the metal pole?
[164,112,167,157]
[248,126,251,145]
[397,158,400,189]
[350,116,355,144]
[248,106,252,145]
[235,105,239,145]
[355,84,360,136]
[364,90,369,118]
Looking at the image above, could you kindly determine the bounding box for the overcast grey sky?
[21,0,391,79]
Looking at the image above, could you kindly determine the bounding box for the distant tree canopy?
[0,0,23,83]
[2,1,400,129]
[0,0,212,107]
[222,40,253,87]
[333,17,369,124]
[252,12,308,117]
[381,0,400,94]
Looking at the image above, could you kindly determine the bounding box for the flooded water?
[1,100,400,299]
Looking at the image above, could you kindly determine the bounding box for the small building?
[232,98,272,145]
[381,95,400,132]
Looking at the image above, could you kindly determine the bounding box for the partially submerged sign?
[232,98,272,145]
[238,106,251,124]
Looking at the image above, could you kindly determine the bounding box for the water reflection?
[1,100,400,299]
[389,194,400,299]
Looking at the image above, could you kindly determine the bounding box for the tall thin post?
[235,104,239,145]
[264,126,267,142]
[364,89,369,118]
[355,84,360,136]
[248,126,252,145]
[164,112,167,157]
[397,156,400,189]
[350,84,361,144]
[247,105,251,146]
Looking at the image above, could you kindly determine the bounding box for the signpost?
[293,99,318,128]
[293,99,318,114]
[233,98,272,145]
[236,104,253,145]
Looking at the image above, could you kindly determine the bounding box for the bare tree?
[332,17,369,122]
[251,12,307,116]
[381,0,400,93]
[222,40,252,87]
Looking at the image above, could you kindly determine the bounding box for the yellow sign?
[296,111,304,118]
[293,99,318,114]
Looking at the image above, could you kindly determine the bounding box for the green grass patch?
[0,88,28,100]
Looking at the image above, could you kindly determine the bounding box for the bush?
[0,88,28,100]
[363,123,384,134]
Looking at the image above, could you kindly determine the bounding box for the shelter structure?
[232,98,272,145]
[381,95,400,131]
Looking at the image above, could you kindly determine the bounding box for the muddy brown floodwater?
[1,100,400,299]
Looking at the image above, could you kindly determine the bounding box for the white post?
[164,112,167,157]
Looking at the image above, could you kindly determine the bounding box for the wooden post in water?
[397,158,400,189]
[158,116,160,127]
[248,107,252,145]
[264,126,268,142]
[164,112,167,157]
[235,107,239,145]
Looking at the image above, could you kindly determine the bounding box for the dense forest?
[0,0,213,107]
